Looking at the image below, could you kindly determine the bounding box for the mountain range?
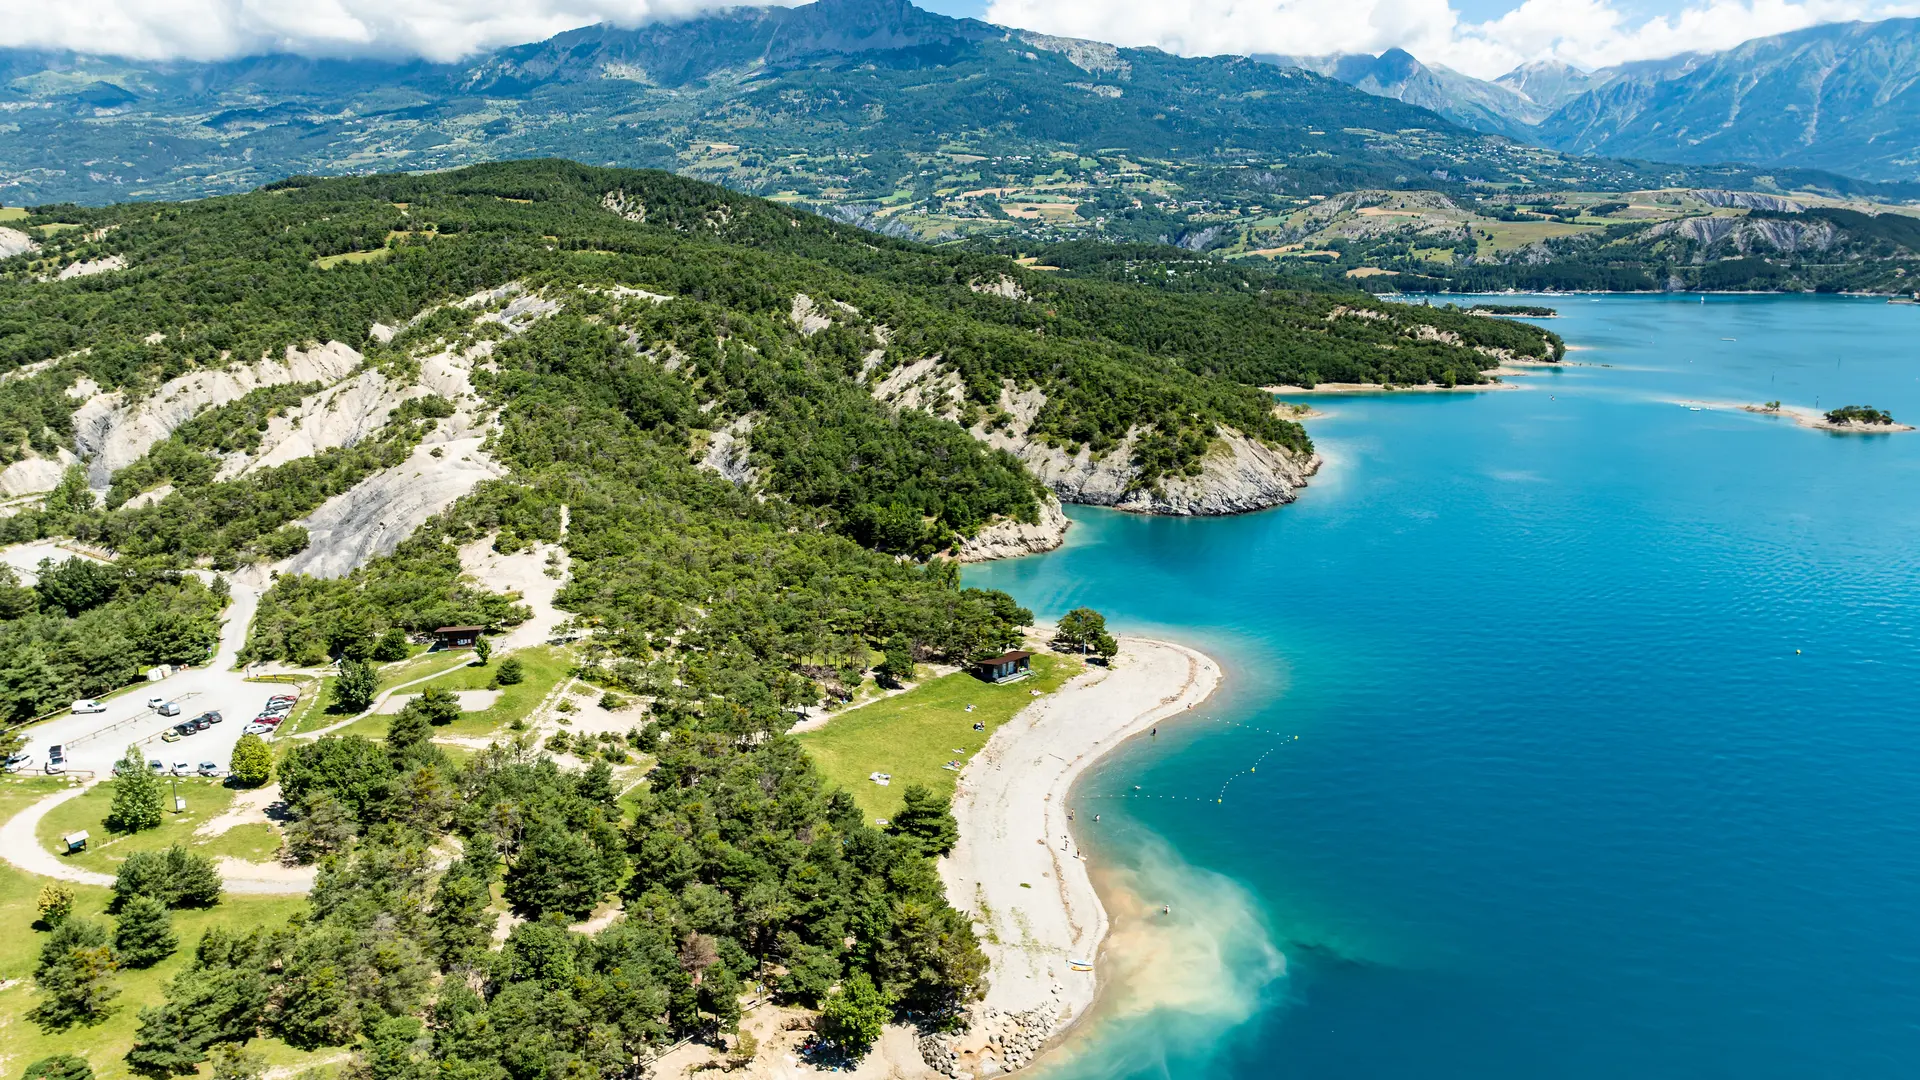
[0,0,1908,210]
[1267,18,1920,183]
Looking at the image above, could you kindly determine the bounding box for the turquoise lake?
[963,294,1920,1078]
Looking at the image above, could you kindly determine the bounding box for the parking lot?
[7,549,292,778]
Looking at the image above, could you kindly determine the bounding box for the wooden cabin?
[974,649,1033,684]
[433,626,485,650]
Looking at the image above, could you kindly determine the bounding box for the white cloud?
[984,0,1920,77]
[2,0,1915,75]
[0,0,781,63]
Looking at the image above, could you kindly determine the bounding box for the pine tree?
[816,973,893,1057]
[113,896,178,968]
[875,632,914,686]
[371,628,411,662]
[228,734,273,788]
[494,656,524,685]
[412,686,461,726]
[208,1042,266,1080]
[113,846,223,910]
[472,637,491,666]
[1054,607,1108,653]
[576,759,616,807]
[887,784,959,857]
[30,918,119,1030]
[358,1016,429,1080]
[22,1055,93,1080]
[427,859,495,971]
[333,658,380,713]
[105,745,164,834]
[503,818,609,920]
[384,701,433,760]
[1094,631,1119,664]
[44,464,95,517]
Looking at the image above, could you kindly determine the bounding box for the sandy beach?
[645,635,1223,1080]
[936,637,1221,1068]
[1263,380,1520,394]
[1676,398,1916,433]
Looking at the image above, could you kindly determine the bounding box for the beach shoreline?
[933,636,1222,1075]
[1263,380,1520,395]
[1676,398,1916,434]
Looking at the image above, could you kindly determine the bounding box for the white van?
[72,699,106,714]
[156,701,182,717]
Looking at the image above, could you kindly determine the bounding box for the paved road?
[11,553,288,778]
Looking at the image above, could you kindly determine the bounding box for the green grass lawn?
[797,653,1081,823]
[33,780,263,871]
[313,248,391,269]
[0,207,27,222]
[343,645,573,741]
[282,651,475,736]
[0,778,322,1080]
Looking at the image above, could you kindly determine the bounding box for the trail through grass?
[797,653,1081,822]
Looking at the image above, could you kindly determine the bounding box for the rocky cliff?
[912,377,1320,519]
[954,494,1070,562]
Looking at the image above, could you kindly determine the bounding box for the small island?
[1741,401,1915,433]
[1468,303,1558,317]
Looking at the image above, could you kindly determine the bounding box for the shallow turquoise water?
[964,295,1920,1078]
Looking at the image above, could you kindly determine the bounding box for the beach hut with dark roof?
[433,626,485,650]
[974,649,1033,684]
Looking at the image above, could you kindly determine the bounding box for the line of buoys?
[1082,718,1302,810]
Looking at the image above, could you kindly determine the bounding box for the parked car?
[148,760,165,773]
[242,723,274,736]
[197,762,220,777]
[172,762,193,776]
[45,745,65,774]
[6,753,35,773]
[172,723,194,737]
[254,714,283,726]
[200,711,223,724]
[147,697,167,710]
[268,694,298,705]
[190,717,211,732]
[72,699,106,714]
[263,701,292,714]
[161,730,182,743]
[157,701,182,717]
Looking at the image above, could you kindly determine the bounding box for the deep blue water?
[964,295,1920,1079]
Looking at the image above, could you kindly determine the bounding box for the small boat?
[1688,406,1702,412]
[1068,959,1094,971]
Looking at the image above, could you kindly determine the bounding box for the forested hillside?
[0,160,1566,1075]
[0,158,1557,709]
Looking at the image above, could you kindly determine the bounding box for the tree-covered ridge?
[0,158,1555,719]
[0,556,224,723]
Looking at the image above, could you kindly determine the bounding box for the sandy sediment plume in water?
[1036,838,1288,1074]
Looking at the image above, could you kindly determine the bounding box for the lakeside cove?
[963,292,1920,1080]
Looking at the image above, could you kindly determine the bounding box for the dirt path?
[294,664,476,740]
[0,780,315,894]
[0,783,114,886]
